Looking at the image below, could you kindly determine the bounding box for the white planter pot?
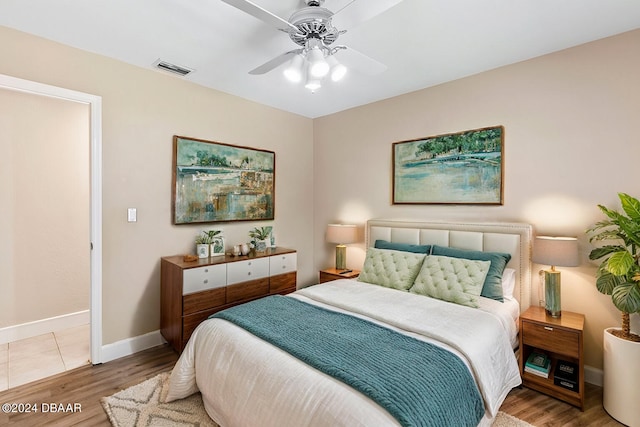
[196,244,209,259]
[603,327,640,427]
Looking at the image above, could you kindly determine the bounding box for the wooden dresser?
[161,247,297,353]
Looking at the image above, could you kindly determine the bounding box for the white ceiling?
[2,0,640,118]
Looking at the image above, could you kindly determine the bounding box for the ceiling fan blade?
[332,0,403,30]
[220,0,297,31]
[249,49,303,75]
[335,46,387,75]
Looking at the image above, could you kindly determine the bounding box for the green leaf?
[619,193,640,222]
[611,282,640,313]
[589,245,626,260]
[607,251,635,276]
[596,269,624,295]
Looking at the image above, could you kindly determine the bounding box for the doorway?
[0,75,102,389]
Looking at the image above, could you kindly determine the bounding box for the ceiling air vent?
[153,59,194,77]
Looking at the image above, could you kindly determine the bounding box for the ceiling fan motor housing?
[288,4,339,47]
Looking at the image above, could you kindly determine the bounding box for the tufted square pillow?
[358,248,426,290]
[431,245,511,302]
[409,255,491,308]
[374,240,431,254]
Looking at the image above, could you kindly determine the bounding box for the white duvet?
[166,280,521,427]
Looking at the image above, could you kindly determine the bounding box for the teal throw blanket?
[211,295,484,427]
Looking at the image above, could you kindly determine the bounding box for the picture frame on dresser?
[172,135,275,224]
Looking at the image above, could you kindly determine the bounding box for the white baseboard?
[585,364,603,387]
[0,310,90,345]
[99,330,167,364]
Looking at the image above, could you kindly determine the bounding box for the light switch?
[127,208,137,222]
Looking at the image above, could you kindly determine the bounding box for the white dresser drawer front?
[270,253,297,275]
[183,264,227,295]
[227,258,270,285]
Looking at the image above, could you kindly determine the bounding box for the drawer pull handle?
[248,262,252,266]
[203,279,208,284]
[544,326,553,331]
[248,272,251,276]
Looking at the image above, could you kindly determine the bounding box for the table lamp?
[533,236,579,317]
[326,224,358,270]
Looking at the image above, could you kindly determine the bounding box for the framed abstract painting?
[392,126,504,205]
[172,136,275,224]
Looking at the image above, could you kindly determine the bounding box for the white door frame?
[0,74,103,363]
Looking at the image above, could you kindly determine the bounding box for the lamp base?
[335,245,346,270]
[544,270,561,318]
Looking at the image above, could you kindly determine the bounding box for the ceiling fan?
[220,0,403,91]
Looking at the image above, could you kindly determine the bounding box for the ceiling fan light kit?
[222,0,401,92]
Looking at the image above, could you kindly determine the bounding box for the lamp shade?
[533,236,579,267]
[326,224,358,244]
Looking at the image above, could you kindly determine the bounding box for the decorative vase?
[196,243,209,259]
[603,327,640,426]
[240,243,250,256]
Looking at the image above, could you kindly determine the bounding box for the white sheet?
[166,280,521,426]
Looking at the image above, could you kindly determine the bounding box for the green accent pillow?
[358,248,426,291]
[409,255,491,308]
[431,245,511,302]
[374,240,431,254]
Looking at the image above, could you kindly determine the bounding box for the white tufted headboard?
[366,219,533,311]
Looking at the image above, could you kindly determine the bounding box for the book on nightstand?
[525,352,551,378]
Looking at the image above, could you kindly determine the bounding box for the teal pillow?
[358,248,426,291]
[409,255,491,308]
[431,245,511,302]
[374,240,431,254]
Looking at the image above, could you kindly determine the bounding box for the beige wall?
[3,23,639,371]
[314,29,640,370]
[0,26,315,345]
[0,89,90,327]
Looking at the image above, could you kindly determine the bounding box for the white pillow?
[501,268,516,300]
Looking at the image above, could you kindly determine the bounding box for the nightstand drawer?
[522,321,580,358]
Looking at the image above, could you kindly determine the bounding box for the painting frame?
[392,126,504,205]
[172,135,275,224]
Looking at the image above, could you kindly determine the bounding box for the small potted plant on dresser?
[249,226,272,253]
[195,233,210,259]
[587,192,640,426]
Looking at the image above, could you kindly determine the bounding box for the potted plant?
[249,226,272,252]
[587,192,640,425]
[195,233,211,259]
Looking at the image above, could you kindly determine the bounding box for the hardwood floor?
[0,344,624,426]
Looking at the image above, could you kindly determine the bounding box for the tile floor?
[0,324,90,391]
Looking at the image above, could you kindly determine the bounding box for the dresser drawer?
[522,321,580,358]
[270,271,297,293]
[183,264,226,295]
[227,278,269,303]
[227,258,269,285]
[183,287,226,315]
[270,253,297,275]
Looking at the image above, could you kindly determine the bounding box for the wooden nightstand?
[519,306,585,410]
[319,268,360,283]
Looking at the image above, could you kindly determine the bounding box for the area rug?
[101,372,535,427]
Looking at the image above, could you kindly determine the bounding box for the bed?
[166,219,533,427]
